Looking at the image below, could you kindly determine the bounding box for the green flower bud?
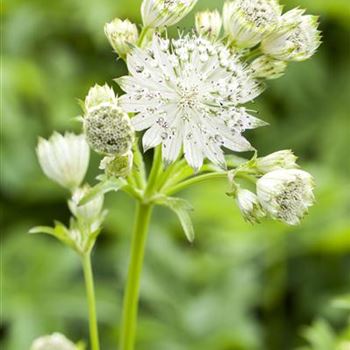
[236,188,266,223]
[255,150,298,173]
[251,55,287,80]
[195,10,222,41]
[84,84,117,111]
[99,151,133,178]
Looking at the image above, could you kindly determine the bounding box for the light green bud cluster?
[99,151,133,178]
[195,10,222,41]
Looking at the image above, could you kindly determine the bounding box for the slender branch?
[119,203,153,350]
[144,146,162,199]
[82,253,100,350]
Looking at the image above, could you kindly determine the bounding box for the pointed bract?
[195,10,222,41]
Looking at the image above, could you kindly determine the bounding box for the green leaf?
[79,176,126,206]
[29,226,56,235]
[156,196,195,242]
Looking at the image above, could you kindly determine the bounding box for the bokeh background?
[2,0,350,349]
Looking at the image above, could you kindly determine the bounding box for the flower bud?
[99,150,133,178]
[141,0,198,28]
[30,333,77,350]
[104,18,139,57]
[223,0,282,48]
[261,9,321,61]
[255,150,298,173]
[84,84,118,111]
[195,10,222,40]
[251,55,287,80]
[68,185,104,224]
[36,132,90,190]
[84,104,135,155]
[256,169,315,225]
[236,188,265,223]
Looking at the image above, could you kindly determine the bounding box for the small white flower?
[261,9,321,61]
[68,185,104,224]
[99,150,133,178]
[84,84,118,111]
[30,333,76,350]
[223,0,282,48]
[251,55,287,80]
[257,169,315,225]
[255,150,298,173]
[142,0,198,28]
[195,10,222,41]
[117,34,266,170]
[104,18,139,57]
[37,132,90,190]
[236,188,265,223]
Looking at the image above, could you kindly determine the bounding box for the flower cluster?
[30,333,78,350]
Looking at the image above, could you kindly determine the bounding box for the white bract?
[195,10,222,40]
[84,83,118,111]
[261,9,321,61]
[256,169,315,225]
[104,18,139,57]
[236,188,265,223]
[223,0,282,48]
[255,150,298,172]
[30,333,76,350]
[251,55,287,80]
[141,0,198,28]
[117,34,266,170]
[37,132,90,190]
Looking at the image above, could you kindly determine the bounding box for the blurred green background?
[2,0,350,349]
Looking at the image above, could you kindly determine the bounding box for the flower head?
[195,10,222,41]
[117,34,265,170]
[236,188,265,223]
[223,0,282,48]
[37,132,90,190]
[142,0,198,28]
[30,333,77,350]
[104,18,139,57]
[255,150,298,172]
[261,9,321,61]
[100,151,133,178]
[84,84,118,111]
[256,169,315,225]
[251,55,287,80]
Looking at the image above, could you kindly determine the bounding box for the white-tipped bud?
[68,185,104,224]
[195,10,222,40]
[141,0,198,28]
[104,18,138,57]
[261,9,321,61]
[99,150,133,178]
[36,133,90,190]
[223,0,282,48]
[84,84,118,111]
[84,104,135,155]
[256,150,298,173]
[257,169,315,225]
[30,333,77,350]
[236,188,266,223]
[251,55,287,80]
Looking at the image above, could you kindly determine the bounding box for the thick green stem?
[82,253,100,350]
[119,203,153,350]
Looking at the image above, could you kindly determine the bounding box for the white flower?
[117,34,266,170]
[255,150,298,173]
[223,0,282,48]
[68,185,104,224]
[251,55,287,80]
[30,333,76,350]
[141,0,198,28]
[236,188,265,223]
[84,83,118,111]
[37,132,90,190]
[195,10,222,40]
[261,9,321,61]
[256,169,315,225]
[104,18,139,57]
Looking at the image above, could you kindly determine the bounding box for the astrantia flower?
[30,333,76,350]
[261,9,321,61]
[251,55,287,80]
[84,83,118,111]
[117,34,265,170]
[223,0,282,49]
[104,18,139,57]
[195,10,222,41]
[37,132,90,190]
[141,0,198,28]
[255,150,298,173]
[236,188,265,223]
[256,169,315,225]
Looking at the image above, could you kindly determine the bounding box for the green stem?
[82,253,100,350]
[119,203,153,350]
[144,146,162,199]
